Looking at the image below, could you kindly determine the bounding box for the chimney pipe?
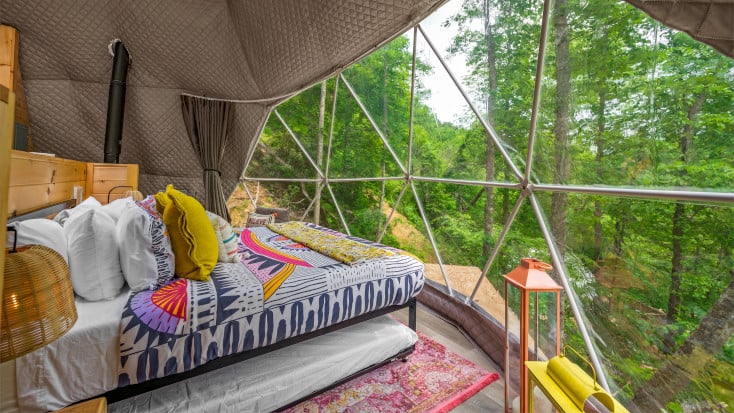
[104,40,130,163]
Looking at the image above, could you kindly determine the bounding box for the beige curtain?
[181,95,234,221]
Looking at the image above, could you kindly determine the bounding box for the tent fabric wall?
[626,0,734,59]
[1,0,445,197]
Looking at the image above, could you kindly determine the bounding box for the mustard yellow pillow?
[159,184,217,281]
[154,191,170,216]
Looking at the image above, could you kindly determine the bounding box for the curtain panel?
[181,95,234,221]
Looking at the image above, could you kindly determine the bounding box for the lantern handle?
[563,345,600,390]
[534,261,552,270]
[7,226,17,253]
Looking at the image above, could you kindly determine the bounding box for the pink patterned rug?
[281,330,500,413]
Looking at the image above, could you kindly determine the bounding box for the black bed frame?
[102,298,418,405]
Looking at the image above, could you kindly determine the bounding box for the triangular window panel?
[413,26,524,184]
[328,79,404,179]
[341,34,414,165]
[415,0,543,182]
[244,111,319,180]
[274,79,336,163]
[323,181,391,240]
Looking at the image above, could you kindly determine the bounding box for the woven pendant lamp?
[1,244,77,362]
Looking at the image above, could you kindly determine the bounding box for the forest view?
[232,0,734,411]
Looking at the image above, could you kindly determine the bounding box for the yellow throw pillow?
[159,184,217,281]
[154,191,169,216]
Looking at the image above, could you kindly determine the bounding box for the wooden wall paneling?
[10,151,89,186]
[1,85,16,319]
[7,150,87,218]
[0,25,32,149]
[0,27,14,88]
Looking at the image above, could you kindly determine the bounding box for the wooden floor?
[393,304,505,412]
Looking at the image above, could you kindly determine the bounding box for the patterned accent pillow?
[156,184,218,281]
[206,211,240,263]
[254,207,290,223]
[138,194,157,214]
[118,198,175,291]
[246,212,276,227]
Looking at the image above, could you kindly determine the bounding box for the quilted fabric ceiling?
[0,0,445,197]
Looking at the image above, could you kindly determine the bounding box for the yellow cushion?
[158,184,217,281]
[154,191,169,216]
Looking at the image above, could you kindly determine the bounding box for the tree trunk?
[632,276,734,412]
[667,90,706,321]
[483,0,497,256]
[593,85,606,258]
[668,202,685,322]
[314,81,326,225]
[613,215,625,257]
[551,0,570,258]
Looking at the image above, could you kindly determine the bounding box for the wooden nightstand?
[86,162,139,204]
[53,397,107,413]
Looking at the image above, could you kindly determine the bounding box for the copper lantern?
[504,258,562,413]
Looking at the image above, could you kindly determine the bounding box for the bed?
[112,222,424,393]
[5,223,423,411]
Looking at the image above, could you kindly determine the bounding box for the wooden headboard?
[7,150,88,219]
[6,150,140,220]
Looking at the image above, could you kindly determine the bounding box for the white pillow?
[53,196,103,227]
[102,197,136,223]
[65,208,124,301]
[207,211,240,263]
[52,209,72,226]
[5,219,68,263]
[118,204,175,291]
[73,196,103,215]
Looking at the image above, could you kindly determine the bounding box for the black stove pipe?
[104,41,130,163]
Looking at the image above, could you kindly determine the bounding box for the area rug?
[281,330,500,413]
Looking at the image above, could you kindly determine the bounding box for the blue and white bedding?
[118,224,424,386]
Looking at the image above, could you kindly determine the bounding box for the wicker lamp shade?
[1,245,77,362]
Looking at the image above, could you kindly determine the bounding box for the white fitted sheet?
[14,290,130,412]
[108,315,417,413]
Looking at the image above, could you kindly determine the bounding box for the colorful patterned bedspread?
[118,223,424,387]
